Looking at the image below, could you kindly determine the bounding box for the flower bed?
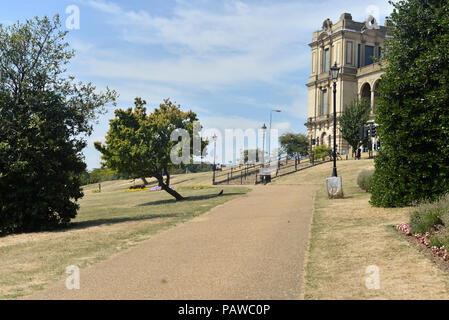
[125,187,149,192]
[149,186,174,191]
[396,223,449,262]
[125,185,175,192]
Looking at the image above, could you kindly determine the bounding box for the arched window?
[321,132,328,147]
[360,83,371,107]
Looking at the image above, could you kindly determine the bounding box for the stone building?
[305,13,391,154]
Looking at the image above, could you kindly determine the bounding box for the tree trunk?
[165,167,170,187]
[141,177,149,185]
[155,174,184,201]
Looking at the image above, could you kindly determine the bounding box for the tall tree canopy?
[0,16,117,235]
[279,133,309,159]
[370,0,449,207]
[339,99,371,156]
[95,98,207,201]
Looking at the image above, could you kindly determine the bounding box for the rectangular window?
[322,90,328,115]
[365,45,375,66]
[357,44,361,68]
[378,47,382,59]
[324,49,330,72]
[312,52,316,73]
[345,41,353,65]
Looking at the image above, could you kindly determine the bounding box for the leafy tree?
[0,16,117,235]
[370,0,449,207]
[313,145,332,161]
[279,133,309,159]
[80,169,91,186]
[95,98,207,201]
[339,99,371,156]
[88,168,130,184]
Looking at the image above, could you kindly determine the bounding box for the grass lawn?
[276,159,449,299]
[0,175,249,299]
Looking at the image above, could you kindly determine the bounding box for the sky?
[0,0,393,169]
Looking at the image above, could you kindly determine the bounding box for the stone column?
[370,89,375,114]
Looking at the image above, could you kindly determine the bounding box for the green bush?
[405,195,449,250]
[357,170,374,192]
[409,194,449,235]
[370,0,449,207]
[313,145,332,161]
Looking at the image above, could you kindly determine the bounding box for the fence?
[213,156,333,185]
[214,163,263,185]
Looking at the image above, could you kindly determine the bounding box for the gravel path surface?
[27,185,317,300]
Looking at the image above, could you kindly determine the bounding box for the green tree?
[370,0,449,207]
[339,99,371,156]
[279,133,309,159]
[313,145,332,161]
[95,98,207,201]
[0,16,117,235]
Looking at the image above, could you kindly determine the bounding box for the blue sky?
[1,0,393,169]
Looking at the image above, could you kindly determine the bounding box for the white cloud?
[75,0,393,98]
[82,0,122,15]
[74,0,393,168]
[272,122,291,130]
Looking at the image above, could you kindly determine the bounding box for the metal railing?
[213,155,345,185]
[214,162,263,185]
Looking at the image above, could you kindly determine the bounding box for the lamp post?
[269,109,281,163]
[212,134,217,185]
[330,62,340,178]
[261,124,267,168]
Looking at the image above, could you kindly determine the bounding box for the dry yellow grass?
[277,159,449,299]
[0,172,248,299]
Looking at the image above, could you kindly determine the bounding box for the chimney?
[340,13,353,21]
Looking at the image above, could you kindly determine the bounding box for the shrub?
[357,170,374,192]
[0,17,116,236]
[370,0,449,207]
[313,145,332,161]
[409,195,449,235]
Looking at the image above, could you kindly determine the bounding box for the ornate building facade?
[305,13,391,154]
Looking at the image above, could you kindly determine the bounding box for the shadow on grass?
[0,212,180,238]
[70,213,179,230]
[0,192,244,238]
[137,192,243,207]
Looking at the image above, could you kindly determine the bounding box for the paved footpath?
[28,185,318,300]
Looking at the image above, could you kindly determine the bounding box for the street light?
[261,123,267,168]
[330,62,340,177]
[269,109,282,163]
[212,134,218,185]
